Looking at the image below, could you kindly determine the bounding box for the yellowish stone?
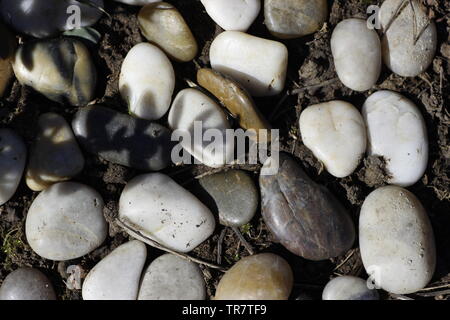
[0,23,15,97]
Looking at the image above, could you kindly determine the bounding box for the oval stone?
[82,241,147,300]
[264,0,328,39]
[13,38,97,106]
[0,268,56,300]
[119,43,175,120]
[299,101,367,178]
[214,253,293,300]
[72,105,172,171]
[362,90,428,187]
[0,129,26,206]
[322,276,379,300]
[138,254,206,300]
[259,153,355,261]
[119,173,216,253]
[210,31,288,97]
[331,18,381,91]
[26,113,84,191]
[25,182,108,261]
[359,186,436,294]
[380,0,437,77]
[0,23,15,97]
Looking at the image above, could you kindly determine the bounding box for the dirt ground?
[0,0,448,300]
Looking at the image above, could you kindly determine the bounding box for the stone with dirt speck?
[322,276,379,300]
[0,268,56,300]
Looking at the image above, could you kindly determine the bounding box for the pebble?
[119,43,175,120]
[25,182,108,261]
[259,153,355,260]
[63,27,102,45]
[0,129,26,206]
[138,254,206,300]
[119,173,216,253]
[359,186,436,294]
[0,0,103,38]
[26,113,84,191]
[0,23,15,97]
[200,0,260,32]
[198,170,258,227]
[362,90,428,187]
[72,105,172,171]
[264,0,328,39]
[299,101,367,178]
[82,241,147,300]
[168,88,233,168]
[331,18,381,91]
[13,38,97,106]
[0,268,56,300]
[322,276,379,300]
[114,0,159,5]
[380,0,437,77]
[210,31,288,97]
[138,3,198,62]
[214,253,293,300]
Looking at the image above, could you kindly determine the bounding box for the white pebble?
[322,276,379,300]
[200,0,260,31]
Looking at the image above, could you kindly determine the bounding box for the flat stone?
[72,105,172,171]
[25,182,108,261]
[214,253,293,300]
[0,268,56,300]
[198,170,258,227]
[13,38,97,106]
[0,23,15,97]
[119,43,175,120]
[264,0,328,39]
[299,101,367,178]
[138,254,206,300]
[331,18,381,91]
[259,153,355,261]
[0,129,26,206]
[138,3,198,62]
[210,31,288,97]
[26,113,84,191]
[82,240,147,300]
[359,186,436,294]
[362,90,428,187]
[119,173,216,253]
[322,276,379,300]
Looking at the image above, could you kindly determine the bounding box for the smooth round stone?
[72,105,172,171]
[200,0,260,32]
[198,170,258,227]
[13,38,97,106]
[0,23,15,97]
[362,90,428,187]
[119,43,175,120]
[259,153,355,261]
[264,0,328,39]
[168,88,233,168]
[138,254,206,300]
[322,276,379,300]
[0,0,103,38]
[0,268,56,300]
[25,182,108,261]
[331,18,381,91]
[138,3,198,62]
[63,27,102,45]
[359,186,436,294]
[380,0,437,77]
[299,101,367,178]
[214,253,293,300]
[114,0,159,5]
[0,129,26,206]
[119,173,216,253]
[210,31,288,97]
[26,113,84,191]
[82,241,147,300]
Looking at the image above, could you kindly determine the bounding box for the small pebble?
[0,268,56,300]
[0,23,15,97]
[322,276,379,300]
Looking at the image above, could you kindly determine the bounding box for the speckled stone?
[0,23,15,97]
[322,276,379,300]
[0,268,56,300]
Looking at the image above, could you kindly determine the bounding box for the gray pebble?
[0,268,56,300]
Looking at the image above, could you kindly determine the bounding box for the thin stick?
[290,78,338,95]
[217,228,227,265]
[418,283,450,292]
[232,227,254,255]
[415,289,450,298]
[383,0,408,34]
[333,249,356,271]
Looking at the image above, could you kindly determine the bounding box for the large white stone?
[331,18,381,91]
[300,101,367,178]
[322,276,379,300]
[119,43,175,120]
[119,173,216,253]
[200,0,260,32]
[138,254,206,300]
[82,241,147,300]
[362,90,428,187]
[359,186,436,294]
[210,31,288,97]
